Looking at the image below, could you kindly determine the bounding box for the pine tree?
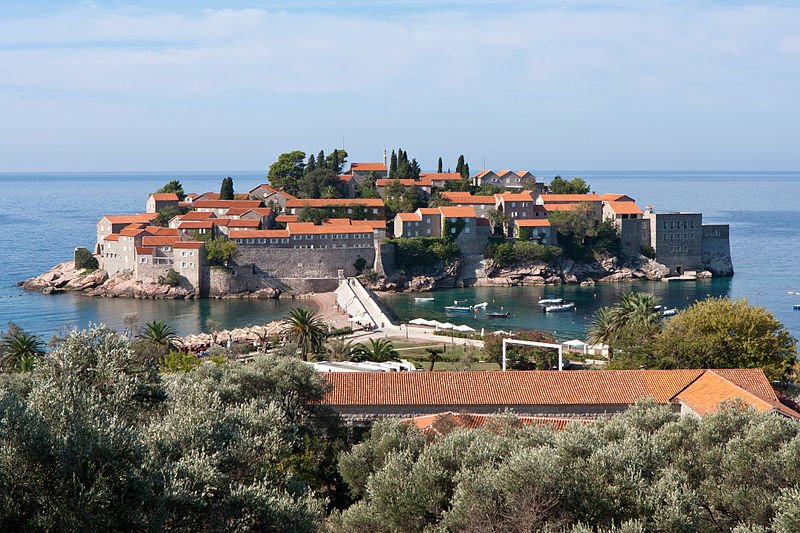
[317,150,326,169]
[389,150,398,178]
[437,157,443,173]
[306,154,316,174]
[456,155,465,176]
[410,158,422,180]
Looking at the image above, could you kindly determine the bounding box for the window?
[305,235,312,240]
[181,262,187,268]
[464,227,471,234]
[246,239,254,244]
[293,235,301,240]
[372,208,378,214]
[426,228,431,235]
[451,227,456,234]
[140,257,148,263]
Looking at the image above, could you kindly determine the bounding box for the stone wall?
[619,218,650,257]
[702,224,733,276]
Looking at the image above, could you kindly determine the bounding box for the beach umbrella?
[438,322,455,330]
[453,324,476,333]
[409,318,430,325]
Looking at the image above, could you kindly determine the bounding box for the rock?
[696,270,713,279]
[408,276,436,292]
[248,288,281,299]
[580,279,595,287]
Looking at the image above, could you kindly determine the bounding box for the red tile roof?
[441,192,496,205]
[275,214,299,223]
[179,211,216,221]
[104,234,120,241]
[135,246,154,255]
[286,198,385,208]
[173,241,204,249]
[248,184,297,199]
[178,221,215,230]
[103,213,158,225]
[149,193,179,201]
[141,236,181,247]
[397,212,421,222]
[420,172,462,181]
[599,193,635,202]
[337,174,353,182]
[119,227,147,237]
[495,169,512,177]
[376,178,419,187]
[230,229,290,239]
[192,200,262,209]
[543,203,583,212]
[497,190,535,201]
[606,201,643,215]
[350,162,387,172]
[539,194,601,203]
[145,226,179,236]
[405,412,592,440]
[213,218,261,228]
[418,208,441,215]
[516,219,551,227]
[287,222,379,235]
[439,206,477,218]
[474,170,494,179]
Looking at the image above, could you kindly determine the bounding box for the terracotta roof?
[103,213,158,224]
[223,207,250,216]
[178,221,215,230]
[230,229,290,239]
[173,241,204,249]
[405,412,592,440]
[420,172,462,181]
[179,211,216,221]
[441,192,496,205]
[286,198,385,208]
[497,190,535,201]
[214,219,261,228]
[515,170,535,178]
[543,203,584,212]
[439,206,477,218]
[598,193,635,202]
[418,208,441,215]
[337,174,353,182]
[350,162,387,172]
[244,208,273,217]
[135,246,154,255]
[192,200,262,209]
[287,222,379,235]
[474,170,494,179]
[275,214,299,223]
[340,219,386,229]
[248,184,297,199]
[145,226,179,236]
[539,194,601,203]
[516,219,551,227]
[119,227,147,237]
[149,193,179,201]
[606,201,643,215]
[141,236,181,247]
[495,169,512,177]
[104,234,120,241]
[397,212,421,222]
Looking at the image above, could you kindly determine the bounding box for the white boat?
[661,308,678,316]
[414,297,435,302]
[473,301,488,309]
[544,302,575,313]
[444,305,472,313]
[538,297,564,305]
[793,304,800,311]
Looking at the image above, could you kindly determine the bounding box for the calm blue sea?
[1,171,798,340]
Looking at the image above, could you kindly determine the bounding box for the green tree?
[462,161,470,179]
[205,239,237,266]
[325,337,357,362]
[549,175,591,194]
[389,150,398,178]
[358,172,380,199]
[156,179,186,200]
[588,292,662,363]
[153,204,180,227]
[160,350,201,373]
[299,167,340,199]
[486,208,509,236]
[219,176,234,200]
[456,154,465,176]
[326,149,348,173]
[1,328,44,372]
[483,329,557,369]
[138,320,177,352]
[283,307,327,361]
[437,157,443,173]
[353,339,398,363]
[426,347,444,371]
[74,247,99,270]
[653,297,797,380]
[306,153,316,174]
[268,151,306,195]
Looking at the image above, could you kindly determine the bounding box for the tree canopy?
[219,176,234,200]
[268,151,307,195]
[549,175,591,194]
[155,179,186,200]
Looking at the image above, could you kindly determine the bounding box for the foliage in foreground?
[388,237,460,272]
[333,403,800,533]
[0,325,339,532]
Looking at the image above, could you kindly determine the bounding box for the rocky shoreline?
[367,253,721,293]
[20,262,281,299]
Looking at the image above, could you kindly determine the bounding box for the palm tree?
[426,347,444,371]
[353,339,398,363]
[1,330,45,372]
[282,307,327,361]
[587,292,662,356]
[325,337,357,362]
[138,320,178,350]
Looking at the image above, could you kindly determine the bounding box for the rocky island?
[21,152,733,300]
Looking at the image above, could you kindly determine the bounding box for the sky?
[1,1,799,172]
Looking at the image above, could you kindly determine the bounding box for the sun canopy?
[453,324,476,332]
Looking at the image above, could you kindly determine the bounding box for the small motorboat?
[544,302,575,313]
[473,302,488,309]
[538,297,563,305]
[414,297,435,302]
[486,312,509,318]
[793,304,800,311]
[444,305,472,313]
[661,308,678,316]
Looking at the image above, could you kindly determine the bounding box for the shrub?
[483,329,558,369]
[74,248,99,271]
[389,237,460,271]
[641,244,656,259]
[158,268,181,287]
[487,241,561,267]
[353,256,367,274]
[205,239,237,266]
[160,350,201,373]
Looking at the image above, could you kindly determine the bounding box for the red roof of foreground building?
[516,219,551,227]
[141,236,181,247]
[404,412,593,440]
[321,369,799,418]
[496,190,535,202]
[605,201,643,215]
[420,172,462,181]
[438,206,477,218]
[287,222,379,235]
[230,229,290,239]
[173,241,204,249]
[149,193,179,201]
[275,214,299,223]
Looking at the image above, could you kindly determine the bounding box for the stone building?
[285,198,385,219]
[191,199,262,217]
[473,169,541,191]
[440,191,497,218]
[495,190,547,236]
[96,213,158,253]
[515,219,556,245]
[146,193,180,213]
[247,184,297,211]
[537,194,604,224]
[348,162,388,184]
[644,210,704,275]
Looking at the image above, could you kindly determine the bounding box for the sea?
[1,171,798,341]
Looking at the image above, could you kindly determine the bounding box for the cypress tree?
[331,149,340,174]
[462,162,470,179]
[318,150,326,169]
[456,155,465,175]
[437,157,443,173]
[306,154,316,174]
[389,150,398,178]
[410,158,421,180]
[220,177,234,200]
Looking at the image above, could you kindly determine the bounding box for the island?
[22,149,733,299]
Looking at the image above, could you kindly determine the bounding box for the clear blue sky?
[1,1,798,172]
